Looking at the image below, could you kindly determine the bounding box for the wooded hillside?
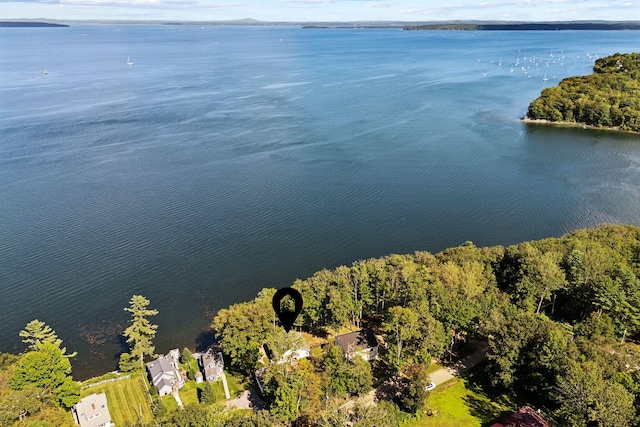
[213,224,640,426]
[526,52,640,132]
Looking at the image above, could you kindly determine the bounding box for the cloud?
[366,1,394,7]
[1,0,242,7]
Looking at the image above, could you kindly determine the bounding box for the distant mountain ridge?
[404,22,640,31]
[1,19,640,29]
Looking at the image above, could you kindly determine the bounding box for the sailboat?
[127,56,133,65]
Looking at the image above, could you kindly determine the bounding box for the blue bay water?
[1,26,640,378]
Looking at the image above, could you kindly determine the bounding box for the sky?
[3,0,640,22]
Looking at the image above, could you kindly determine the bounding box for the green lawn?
[161,393,179,412]
[175,372,246,407]
[179,381,201,406]
[404,378,513,427]
[224,371,245,398]
[80,375,154,426]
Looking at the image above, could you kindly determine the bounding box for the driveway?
[224,389,267,410]
[430,346,488,386]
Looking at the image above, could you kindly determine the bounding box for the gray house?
[335,329,379,361]
[201,347,224,382]
[72,393,112,427]
[146,349,184,396]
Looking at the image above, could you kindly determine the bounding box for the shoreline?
[520,116,640,135]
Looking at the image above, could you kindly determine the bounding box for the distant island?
[2,19,640,29]
[524,52,640,133]
[0,21,69,27]
[403,22,640,31]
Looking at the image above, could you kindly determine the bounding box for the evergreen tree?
[200,381,216,405]
[19,320,76,357]
[152,396,167,418]
[121,295,158,371]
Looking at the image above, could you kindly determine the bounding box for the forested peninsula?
[525,52,640,132]
[2,224,640,426]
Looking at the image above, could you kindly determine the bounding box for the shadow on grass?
[461,361,517,426]
[464,395,513,427]
[462,362,509,400]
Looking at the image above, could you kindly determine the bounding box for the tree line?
[526,52,640,132]
[0,295,161,425]
[2,224,640,425]
[213,224,640,426]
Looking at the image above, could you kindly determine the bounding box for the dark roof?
[335,329,378,353]
[202,347,223,369]
[491,406,550,427]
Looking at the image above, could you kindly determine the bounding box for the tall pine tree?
[19,320,77,357]
[119,295,158,372]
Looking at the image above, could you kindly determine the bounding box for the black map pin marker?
[272,287,303,332]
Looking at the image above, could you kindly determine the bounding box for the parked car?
[425,382,436,391]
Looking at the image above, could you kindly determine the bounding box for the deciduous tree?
[9,343,80,408]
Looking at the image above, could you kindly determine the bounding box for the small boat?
[42,70,48,75]
[127,57,133,65]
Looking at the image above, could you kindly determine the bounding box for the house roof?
[73,393,111,427]
[202,347,223,369]
[205,365,222,380]
[147,355,173,381]
[490,406,550,427]
[335,329,378,354]
[155,377,173,394]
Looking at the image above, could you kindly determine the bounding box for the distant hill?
[404,22,640,31]
[0,21,69,27]
[2,19,639,29]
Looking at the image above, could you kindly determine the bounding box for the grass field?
[80,375,154,426]
[179,381,201,405]
[405,378,514,427]
[161,393,179,412]
[225,371,245,398]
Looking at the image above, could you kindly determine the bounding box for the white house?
[146,349,185,396]
[277,345,310,365]
[335,329,379,361]
[72,393,113,427]
[200,347,224,382]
